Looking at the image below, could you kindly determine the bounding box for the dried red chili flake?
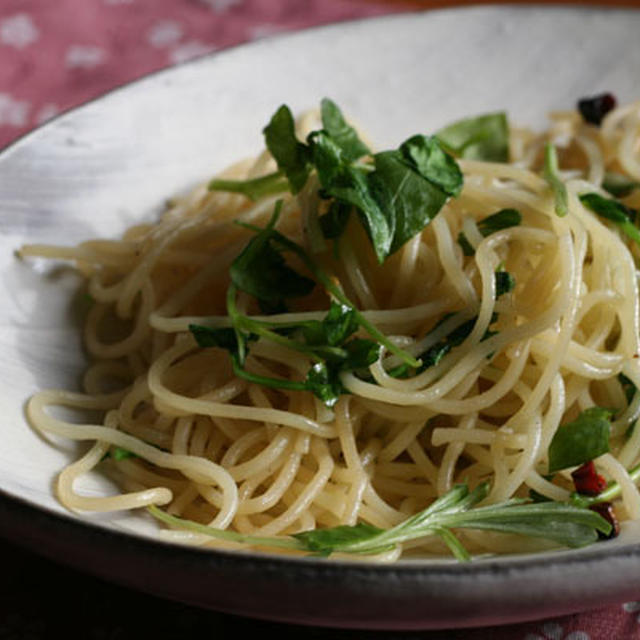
[589,502,620,539]
[571,460,607,496]
[577,93,617,126]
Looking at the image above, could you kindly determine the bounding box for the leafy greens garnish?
[307,125,463,262]
[190,311,381,408]
[263,104,313,194]
[209,98,463,263]
[547,407,612,474]
[436,112,509,162]
[196,184,522,406]
[319,97,371,161]
[148,481,611,560]
[165,102,626,559]
[371,136,463,257]
[579,192,640,246]
[189,202,418,407]
[229,209,315,305]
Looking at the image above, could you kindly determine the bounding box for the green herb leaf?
[368,135,463,255]
[263,104,311,194]
[309,130,394,262]
[230,213,315,303]
[548,407,612,473]
[446,500,607,549]
[101,446,137,462]
[543,143,569,217]
[371,149,450,256]
[341,338,381,370]
[294,522,386,555]
[579,192,637,223]
[320,98,370,161]
[319,200,352,239]
[495,269,516,297]
[113,447,135,461]
[301,301,359,347]
[149,480,611,560]
[312,132,464,262]
[304,362,344,408]
[189,323,257,368]
[579,192,640,246]
[437,112,509,162]
[478,208,522,234]
[398,134,464,197]
[260,100,464,262]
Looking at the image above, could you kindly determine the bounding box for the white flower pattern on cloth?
[148,20,184,48]
[65,45,107,69]
[0,93,29,127]
[524,622,591,640]
[0,13,39,49]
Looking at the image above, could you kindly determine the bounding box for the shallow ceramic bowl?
[2,5,640,630]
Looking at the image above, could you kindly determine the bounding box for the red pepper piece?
[577,93,617,126]
[571,461,607,496]
[589,502,620,540]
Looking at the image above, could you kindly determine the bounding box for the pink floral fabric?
[0,0,396,149]
[1,1,640,638]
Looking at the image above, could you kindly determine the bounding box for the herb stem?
[208,171,289,201]
[230,355,309,392]
[266,228,422,369]
[620,220,640,246]
[435,526,471,562]
[543,143,569,217]
[226,283,347,363]
[148,505,304,551]
[149,481,611,559]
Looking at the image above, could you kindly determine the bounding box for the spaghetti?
[18,96,640,559]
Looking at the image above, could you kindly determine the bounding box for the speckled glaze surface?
[2,6,640,630]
